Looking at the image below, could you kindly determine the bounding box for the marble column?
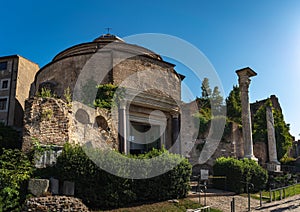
[118,101,128,154]
[171,111,181,154]
[266,106,280,166]
[236,67,258,162]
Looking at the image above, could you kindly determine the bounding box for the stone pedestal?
[28,179,49,197]
[267,163,281,172]
[50,178,59,195]
[236,67,258,162]
[63,181,75,196]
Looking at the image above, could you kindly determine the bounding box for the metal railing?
[268,183,300,202]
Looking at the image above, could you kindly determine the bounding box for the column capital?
[237,67,257,91]
[170,108,180,118]
[236,67,257,78]
[119,100,127,110]
[239,76,251,89]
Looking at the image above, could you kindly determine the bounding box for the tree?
[252,100,269,143]
[211,86,224,113]
[201,77,212,99]
[226,85,242,124]
[195,78,225,138]
[197,77,212,109]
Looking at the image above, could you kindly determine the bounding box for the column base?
[269,160,280,165]
[267,163,281,172]
[244,155,258,162]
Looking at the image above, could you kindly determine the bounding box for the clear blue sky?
[1,0,299,139]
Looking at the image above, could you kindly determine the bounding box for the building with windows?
[0,55,39,129]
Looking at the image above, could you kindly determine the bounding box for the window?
[0,79,10,90]
[0,97,8,111]
[0,62,7,71]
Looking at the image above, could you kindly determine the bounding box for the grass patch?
[94,198,222,212]
[249,184,300,201]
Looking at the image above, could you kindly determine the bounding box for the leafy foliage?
[63,87,72,106]
[273,109,293,160]
[252,100,293,160]
[194,107,211,139]
[38,87,55,98]
[201,77,212,100]
[280,154,296,165]
[226,85,242,124]
[213,157,268,193]
[80,80,124,110]
[195,78,225,140]
[54,143,192,209]
[211,86,224,112]
[252,100,269,143]
[94,83,124,109]
[0,149,34,211]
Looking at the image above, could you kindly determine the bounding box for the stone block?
[63,181,75,196]
[28,179,49,197]
[50,178,59,195]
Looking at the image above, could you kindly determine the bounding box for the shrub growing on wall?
[213,157,268,193]
[55,143,192,209]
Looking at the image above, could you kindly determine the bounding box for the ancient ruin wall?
[22,97,118,152]
[22,98,71,152]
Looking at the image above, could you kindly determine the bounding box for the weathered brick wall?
[254,141,268,164]
[188,122,245,172]
[22,97,71,152]
[113,55,181,101]
[69,101,118,149]
[23,196,90,212]
[22,98,118,152]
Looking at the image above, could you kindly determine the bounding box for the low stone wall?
[23,196,90,212]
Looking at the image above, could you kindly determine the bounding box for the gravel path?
[190,195,260,212]
[253,194,300,212]
[190,194,300,212]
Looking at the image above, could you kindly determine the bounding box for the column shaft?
[118,103,127,154]
[236,68,258,162]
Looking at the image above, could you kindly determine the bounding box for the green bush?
[242,159,268,192]
[55,143,192,209]
[213,157,268,193]
[0,148,34,211]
